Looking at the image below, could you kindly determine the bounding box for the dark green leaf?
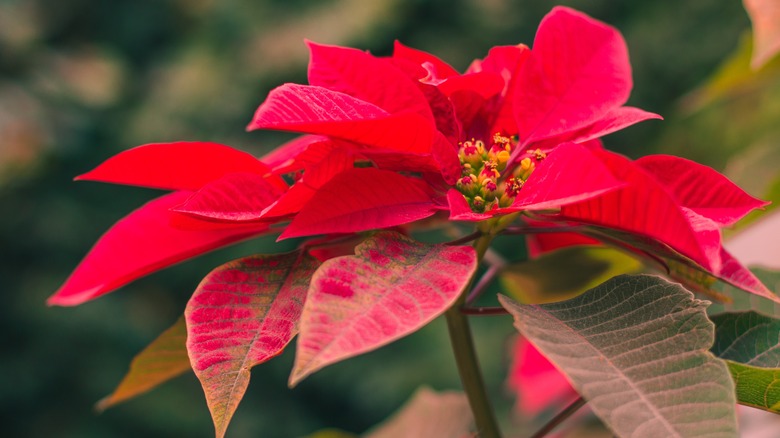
[712,311,780,413]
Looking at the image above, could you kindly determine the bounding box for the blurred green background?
[2,0,777,436]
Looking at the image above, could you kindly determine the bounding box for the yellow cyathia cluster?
[455,133,544,213]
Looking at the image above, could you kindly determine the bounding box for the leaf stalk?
[445,233,502,437]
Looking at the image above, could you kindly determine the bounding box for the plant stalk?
[445,233,501,437]
[529,396,586,438]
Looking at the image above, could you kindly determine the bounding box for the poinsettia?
[51,7,674,307]
[240,7,661,231]
[48,5,778,438]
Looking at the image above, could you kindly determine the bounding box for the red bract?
[48,142,287,306]
[528,147,774,300]
[245,7,667,237]
[52,6,767,311]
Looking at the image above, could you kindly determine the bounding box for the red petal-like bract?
[561,149,717,271]
[516,6,632,145]
[542,106,662,147]
[307,41,434,122]
[186,251,319,438]
[289,232,477,386]
[393,40,460,79]
[472,44,531,135]
[262,149,354,219]
[172,172,285,222]
[48,192,270,306]
[77,142,282,192]
[280,168,438,239]
[249,83,434,154]
[512,143,624,210]
[637,155,768,226]
[260,134,329,172]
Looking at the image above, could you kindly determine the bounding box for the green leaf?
[500,246,641,304]
[712,311,780,366]
[499,274,738,437]
[364,387,472,438]
[721,362,780,413]
[96,316,190,411]
[711,311,780,413]
[186,251,320,438]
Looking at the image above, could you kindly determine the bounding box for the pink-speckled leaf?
[248,84,434,154]
[516,7,632,146]
[637,155,768,226]
[97,316,190,411]
[279,168,438,240]
[49,192,271,306]
[185,251,320,438]
[289,231,477,386]
[77,141,283,192]
[173,172,285,222]
[744,0,780,69]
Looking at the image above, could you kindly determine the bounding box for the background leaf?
[97,316,190,411]
[711,311,780,413]
[499,274,738,437]
[186,251,319,438]
[290,231,477,386]
[364,387,472,438]
[744,0,780,69]
[500,246,641,304]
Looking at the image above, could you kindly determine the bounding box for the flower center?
[455,133,545,213]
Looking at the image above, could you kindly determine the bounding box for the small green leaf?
[364,387,472,438]
[500,246,641,304]
[711,311,780,413]
[96,316,190,411]
[499,274,738,437]
[724,362,780,413]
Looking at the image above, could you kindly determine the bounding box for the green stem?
[529,396,585,438]
[445,234,502,437]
